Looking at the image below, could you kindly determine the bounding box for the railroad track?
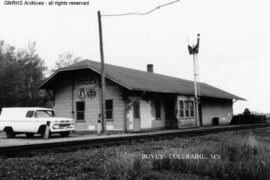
[0,123,269,158]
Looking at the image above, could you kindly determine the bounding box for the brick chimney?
[147,64,153,73]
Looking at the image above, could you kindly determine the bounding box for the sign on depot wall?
[78,84,97,99]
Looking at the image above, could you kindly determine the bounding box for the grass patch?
[103,151,151,180]
[1,127,270,179]
[103,133,270,180]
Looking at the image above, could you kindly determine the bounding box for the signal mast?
[188,34,201,127]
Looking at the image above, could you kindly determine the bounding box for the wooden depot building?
[39,60,244,132]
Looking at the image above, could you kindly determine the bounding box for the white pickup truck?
[0,107,75,138]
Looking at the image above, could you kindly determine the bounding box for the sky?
[0,0,269,114]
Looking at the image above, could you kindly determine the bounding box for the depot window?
[76,101,85,121]
[155,101,161,119]
[179,100,194,118]
[105,99,113,121]
[133,102,140,119]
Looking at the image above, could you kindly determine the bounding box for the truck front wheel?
[41,129,51,138]
[25,133,34,138]
[60,131,70,137]
[38,125,51,138]
[5,128,15,138]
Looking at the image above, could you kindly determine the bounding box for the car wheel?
[5,128,15,138]
[25,133,34,138]
[60,131,70,137]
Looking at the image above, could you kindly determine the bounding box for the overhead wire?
[101,0,200,100]
[101,0,202,116]
[101,0,181,17]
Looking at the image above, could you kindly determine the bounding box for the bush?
[231,114,267,125]
[231,108,267,125]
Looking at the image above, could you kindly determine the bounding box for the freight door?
[133,102,141,131]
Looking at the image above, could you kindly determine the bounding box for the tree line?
[0,40,81,109]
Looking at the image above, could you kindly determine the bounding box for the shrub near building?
[231,108,267,125]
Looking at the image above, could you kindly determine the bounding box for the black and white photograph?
[0,0,270,179]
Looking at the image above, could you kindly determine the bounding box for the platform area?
[0,123,269,150]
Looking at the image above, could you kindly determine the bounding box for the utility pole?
[188,33,201,127]
[97,11,106,134]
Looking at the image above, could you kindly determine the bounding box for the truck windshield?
[35,110,55,118]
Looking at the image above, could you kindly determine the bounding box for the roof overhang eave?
[127,88,246,101]
[38,66,132,90]
[234,97,246,101]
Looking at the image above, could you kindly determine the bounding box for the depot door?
[133,102,141,131]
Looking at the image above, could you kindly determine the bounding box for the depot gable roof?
[39,60,245,100]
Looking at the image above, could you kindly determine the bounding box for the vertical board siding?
[53,72,125,131]
[52,70,234,132]
[104,79,125,130]
[127,96,167,131]
[151,100,166,129]
[73,81,100,130]
[201,98,233,126]
[54,80,73,119]
[140,100,153,129]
